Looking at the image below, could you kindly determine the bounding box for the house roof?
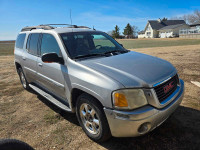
[190,20,200,26]
[159,24,188,31]
[148,20,186,30]
[138,31,145,34]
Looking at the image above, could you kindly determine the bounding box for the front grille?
[154,74,179,103]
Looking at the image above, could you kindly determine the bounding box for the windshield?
[60,32,126,59]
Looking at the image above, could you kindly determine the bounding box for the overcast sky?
[0,0,200,40]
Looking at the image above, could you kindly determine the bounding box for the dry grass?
[0,45,200,150]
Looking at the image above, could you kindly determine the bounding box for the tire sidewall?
[18,68,29,90]
[76,94,110,142]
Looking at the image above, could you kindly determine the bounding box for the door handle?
[38,63,43,67]
[22,57,26,60]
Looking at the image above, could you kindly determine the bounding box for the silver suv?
[14,24,184,142]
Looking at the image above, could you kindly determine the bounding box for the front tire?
[76,93,111,142]
[18,68,30,90]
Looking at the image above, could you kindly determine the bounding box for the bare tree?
[132,25,139,38]
[171,15,188,23]
[187,10,200,24]
[171,10,200,24]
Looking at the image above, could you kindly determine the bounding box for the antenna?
[70,9,72,25]
[93,25,96,30]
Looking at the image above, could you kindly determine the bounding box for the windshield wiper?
[104,50,129,55]
[73,53,106,59]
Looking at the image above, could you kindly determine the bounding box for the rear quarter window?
[16,33,26,49]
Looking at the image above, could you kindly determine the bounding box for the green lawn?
[0,38,200,56]
[117,38,200,49]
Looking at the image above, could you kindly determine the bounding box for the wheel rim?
[20,71,26,88]
[80,103,100,135]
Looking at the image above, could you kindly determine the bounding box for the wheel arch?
[71,88,104,112]
[15,62,22,71]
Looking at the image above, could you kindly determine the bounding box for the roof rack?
[21,25,54,32]
[21,24,91,32]
[42,24,91,29]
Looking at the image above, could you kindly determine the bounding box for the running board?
[29,84,71,112]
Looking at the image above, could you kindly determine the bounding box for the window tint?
[16,34,26,49]
[41,34,60,56]
[27,33,40,55]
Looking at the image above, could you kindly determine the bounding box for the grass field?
[0,38,200,56]
[118,38,200,49]
[0,40,200,149]
[0,41,15,56]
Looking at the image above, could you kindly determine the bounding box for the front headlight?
[112,89,148,110]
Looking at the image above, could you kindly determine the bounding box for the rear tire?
[76,93,111,142]
[18,68,30,90]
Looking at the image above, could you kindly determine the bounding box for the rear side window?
[41,34,60,56]
[16,34,26,49]
[27,33,40,55]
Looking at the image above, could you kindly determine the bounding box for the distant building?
[190,20,200,28]
[159,24,189,38]
[179,20,200,38]
[138,19,187,38]
[138,31,145,38]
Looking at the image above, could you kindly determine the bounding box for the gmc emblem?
[163,81,174,93]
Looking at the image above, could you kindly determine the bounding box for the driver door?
[37,33,66,99]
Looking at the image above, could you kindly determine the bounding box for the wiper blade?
[104,50,128,55]
[73,53,105,59]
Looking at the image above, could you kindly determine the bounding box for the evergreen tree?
[123,23,133,38]
[111,25,120,39]
[162,17,168,21]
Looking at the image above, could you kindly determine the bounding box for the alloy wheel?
[79,103,100,135]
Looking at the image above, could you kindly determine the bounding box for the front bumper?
[104,79,184,137]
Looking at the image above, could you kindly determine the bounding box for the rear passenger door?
[22,33,40,82]
[37,33,66,99]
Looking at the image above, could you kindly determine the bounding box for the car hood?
[78,51,177,88]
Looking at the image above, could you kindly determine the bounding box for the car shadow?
[36,93,79,126]
[35,93,200,150]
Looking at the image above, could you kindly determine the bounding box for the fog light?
[138,122,151,134]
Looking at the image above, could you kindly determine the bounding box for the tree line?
[109,23,139,39]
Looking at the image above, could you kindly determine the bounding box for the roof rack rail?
[21,25,54,32]
[21,24,91,32]
[41,24,91,29]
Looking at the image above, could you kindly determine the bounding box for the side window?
[41,34,61,56]
[27,33,40,55]
[16,34,26,49]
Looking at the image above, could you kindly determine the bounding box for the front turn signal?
[113,93,128,107]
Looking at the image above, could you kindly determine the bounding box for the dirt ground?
[0,45,200,150]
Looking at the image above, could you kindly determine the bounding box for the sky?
[0,0,200,40]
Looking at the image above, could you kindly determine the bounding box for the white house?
[159,24,189,38]
[138,19,187,38]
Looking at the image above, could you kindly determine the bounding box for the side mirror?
[41,53,64,64]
